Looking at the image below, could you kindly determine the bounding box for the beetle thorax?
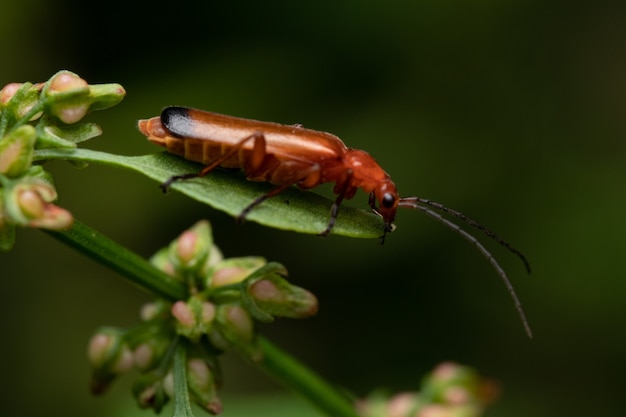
[343,149,390,193]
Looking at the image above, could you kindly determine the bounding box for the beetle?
[138,106,532,337]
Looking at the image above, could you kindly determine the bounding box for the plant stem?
[256,337,359,417]
[44,220,359,417]
[45,219,187,301]
[173,341,194,417]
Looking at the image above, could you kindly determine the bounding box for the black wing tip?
[161,106,190,122]
[160,106,193,138]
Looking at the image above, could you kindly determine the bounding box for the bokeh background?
[1,1,625,416]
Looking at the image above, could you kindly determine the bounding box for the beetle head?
[343,149,399,236]
[372,180,399,235]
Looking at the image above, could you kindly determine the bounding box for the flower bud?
[418,362,497,415]
[213,304,261,360]
[139,300,170,321]
[387,392,418,417]
[0,83,22,105]
[207,328,231,352]
[14,182,72,229]
[187,357,222,415]
[132,370,170,412]
[427,362,483,405]
[132,335,171,372]
[3,179,73,230]
[87,328,133,394]
[87,83,126,111]
[167,221,215,283]
[150,247,178,279]
[0,124,36,177]
[218,304,254,342]
[172,300,194,327]
[356,391,420,417]
[248,276,318,319]
[171,297,216,341]
[0,82,43,121]
[208,256,266,288]
[27,202,73,229]
[44,71,90,124]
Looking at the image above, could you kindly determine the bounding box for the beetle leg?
[248,130,267,172]
[319,169,354,236]
[368,191,381,215]
[236,181,295,222]
[237,162,321,222]
[161,131,265,192]
[318,193,346,236]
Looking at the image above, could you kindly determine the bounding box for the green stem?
[45,220,187,301]
[257,338,360,417]
[173,342,194,417]
[44,220,359,417]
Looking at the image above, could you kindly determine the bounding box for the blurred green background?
[1,1,625,416]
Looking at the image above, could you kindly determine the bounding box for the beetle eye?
[381,193,396,209]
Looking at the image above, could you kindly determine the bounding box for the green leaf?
[33,149,384,238]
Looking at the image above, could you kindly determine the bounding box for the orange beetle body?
[138,107,399,235]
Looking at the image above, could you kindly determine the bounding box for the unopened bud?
[87,328,133,394]
[150,247,179,279]
[187,358,222,415]
[17,189,44,218]
[49,71,89,95]
[169,220,213,274]
[86,82,126,112]
[387,392,419,417]
[132,370,170,412]
[171,300,194,327]
[171,298,215,341]
[357,391,419,417]
[0,83,22,105]
[0,124,36,177]
[132,336,170,372]
[27,203,73,229]
[207,328,231,352]
[208,256,266,288]
[213,304,260,359]
[249,277,318,319]
[0,82,43,121]
[429,362,482,404]
[10,181,72,229]
[139,300,170,321]
[177,230,199,264]
[419,362,496,414]
[220,305,254,342]
[4,179,72,230]
[44,71,90,124]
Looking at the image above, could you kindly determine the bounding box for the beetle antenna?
[398,197,532,338]
[399,197,531,274]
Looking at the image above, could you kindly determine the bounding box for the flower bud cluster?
[87,220,318,415]
[356,362,498,417]
[0,71,125,249]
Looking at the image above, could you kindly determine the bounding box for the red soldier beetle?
[138,106,532,337]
